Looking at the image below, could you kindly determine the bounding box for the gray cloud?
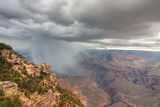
[1,0,160,41]
[1,0,160,71]
[72,0,160,39]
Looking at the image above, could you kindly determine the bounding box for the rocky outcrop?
[1,49,55,78]
[0,81,18,95]
[57,76,111,107]
[0,44,86,107]
[31,92,60,107]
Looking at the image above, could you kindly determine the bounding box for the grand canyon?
[21,49,160,107]
[1,0,160,107]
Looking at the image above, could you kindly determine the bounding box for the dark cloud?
[1,0,160,41]
[19,0,75,26]
[0,0,34,20]
[1,0,160,72]
[72,0,160,39]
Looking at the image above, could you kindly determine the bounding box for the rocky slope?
[57,75,111,107]
[11,47,160,107]
[82,50,160,107]
[0,43,86,107]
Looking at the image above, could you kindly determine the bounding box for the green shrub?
[21,70,27,75]
[37,84,43,94]
[0,90,5,96]
[56,86,85,107]
[23,66,26,70]
[0,90,21,107]
[0,43,12,50]
[24,90,30,98]
[39,71,47,79]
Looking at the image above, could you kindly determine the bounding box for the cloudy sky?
[1,0,160,50]
[1,0,160,71]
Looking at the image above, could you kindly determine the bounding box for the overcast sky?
[1,0,160,51]
[1,0,160,71]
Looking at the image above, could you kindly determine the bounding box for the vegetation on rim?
[0,43,86,107]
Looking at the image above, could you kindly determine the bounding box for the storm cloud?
[1,0,160,71]
[1,0,160,41]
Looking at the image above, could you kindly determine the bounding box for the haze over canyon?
[1,0,160,107]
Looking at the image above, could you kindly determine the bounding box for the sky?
[1,0,160,71]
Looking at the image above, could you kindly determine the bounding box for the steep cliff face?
[57,75,111,107]
[82,50,160,107]
[13,48,160,107]
[0,43,86,107]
